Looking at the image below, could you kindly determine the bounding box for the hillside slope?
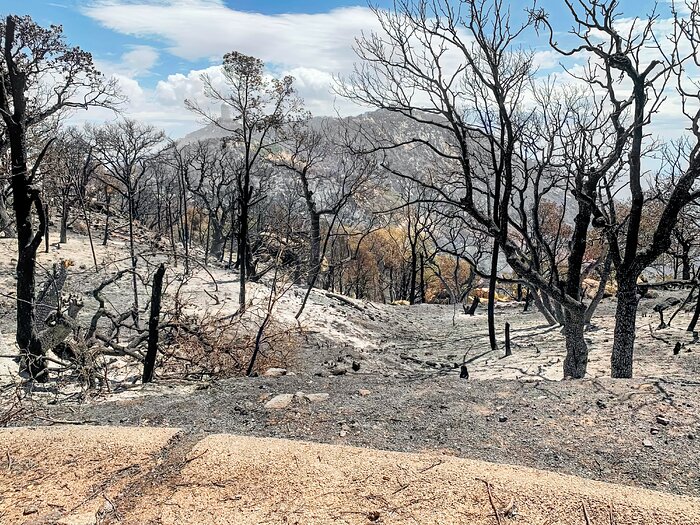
[1,426,699,525]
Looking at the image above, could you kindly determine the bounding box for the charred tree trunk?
[3,17,47,381]
[504,322,511,357]
[142,263,165,383]
[60,194,68,244]
[419,252,425,304]
[102,188,111,245]
[585,253,613,325]
[309,210,321,286]
[237,197,249,311]
[532,289,557,326]
[209,219,226,262]
[487,240,499,351]
[563,307,587,379]
[12,136,46,380]
[127,184,140,326]
[166,200,177,267]
[611,278,640,378]
[43,202,49,253]
[688,290,700,333]
[409,241,417,305]
[466,295,479,315]
[681,243,691,281]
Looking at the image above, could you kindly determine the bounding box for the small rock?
[98,498,116,517]
[498,415,508,423]
[596,400,607,409]
[263,367,288,377]
[650,427,660,435]
[688,434,695,440]
[303,393,329,403]
[264,394,294,409]
[656,415,670,426]
[23,506,38,516]
[643,439,654,448]
[352,361,361,372]
[330,366,348,376]
[358,389,371,396]
[339,430,348,437]
[58,513,97,525]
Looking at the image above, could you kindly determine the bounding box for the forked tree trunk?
[9,123,46,380]
[611,279,640,378]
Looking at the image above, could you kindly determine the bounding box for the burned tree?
[186,52,305,311]
[89,119,164,327]
[274,119,378,288]
[539,0,700,377]
[0,15,119,379]
[341,0,623,378]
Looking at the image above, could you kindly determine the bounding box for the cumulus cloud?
[78,0,382,133]
[77,0,697,142]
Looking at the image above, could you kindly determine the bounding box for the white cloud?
[83,0,378,71]
[531,50,558,71]
[77,0,699,143]
[78,0,383,134]
[120,45,160,76]
[94,45,159,78]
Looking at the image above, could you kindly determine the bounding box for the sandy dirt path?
[1,426,699,525]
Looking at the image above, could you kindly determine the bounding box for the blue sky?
[0,0,679,136]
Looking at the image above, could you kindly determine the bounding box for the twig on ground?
[35,415,96,425]
[183,449,208,464]
[476,478,502,525]
[582,500,591,525]
[418,459,443,473]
